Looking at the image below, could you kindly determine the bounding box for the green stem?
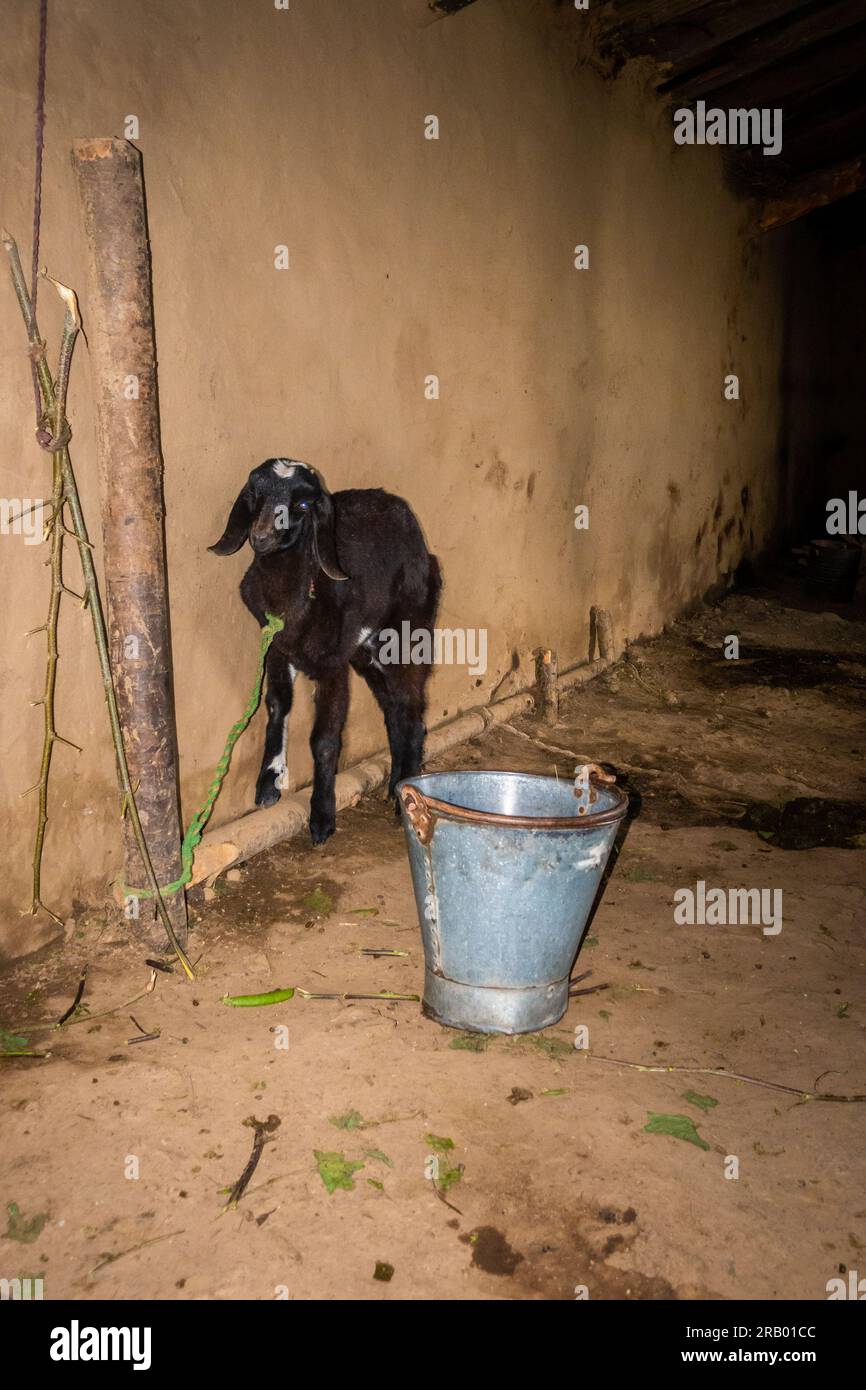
[2,230,194,979]
[29,454,65,923]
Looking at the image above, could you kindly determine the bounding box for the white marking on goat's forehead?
[272,459,312,478]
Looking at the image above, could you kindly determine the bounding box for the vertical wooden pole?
[591,606,615,661]
[72,138,187,946]
[535,647,559,725]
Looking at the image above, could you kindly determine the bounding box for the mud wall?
[0,0,801,955]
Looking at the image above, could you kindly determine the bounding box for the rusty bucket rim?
[397,768,629,834]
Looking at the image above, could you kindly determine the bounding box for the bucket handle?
[573,762,616,815]
[399,784,437,845]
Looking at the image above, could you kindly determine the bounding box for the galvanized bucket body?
[397,768,628,1034]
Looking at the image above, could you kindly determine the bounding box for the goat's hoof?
[255,783,281,809]
[309,813,335,846]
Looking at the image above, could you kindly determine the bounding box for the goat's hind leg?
[392,663,431,792]
[255,656,295,808]
[355,657,429,802]
[387,556,440,794]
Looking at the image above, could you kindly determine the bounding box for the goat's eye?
[294,500,312,512]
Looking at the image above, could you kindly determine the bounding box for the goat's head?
[208,459,348,580]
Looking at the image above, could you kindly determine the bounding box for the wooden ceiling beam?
[759,155,866,228]
[663,23,866,107]
[595,0,719,51]
[659,0,852,87]
[597,0,711,33]
[772,67,866,127]
[614,0,816,70]
[781,100,866,173]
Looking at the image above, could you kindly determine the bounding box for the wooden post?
[72,138,187,946]
[534,648,559,725]
[590,606,615,662]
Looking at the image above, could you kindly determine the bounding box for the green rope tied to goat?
[124,613,285,900]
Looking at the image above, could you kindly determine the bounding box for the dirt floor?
[2,577,865,1301]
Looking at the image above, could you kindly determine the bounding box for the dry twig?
[224,1115,281,1210]
[587,1053,866,1102]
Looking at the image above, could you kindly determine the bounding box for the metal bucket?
[397,765,628,1034]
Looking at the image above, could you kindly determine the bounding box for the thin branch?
[56,964,88,1026]
[13,968,158,1034]
[587,1053,866,1103]
[52,733,83,752]
[5,498,51,525]
[92,1229,184,1275]
[27,429,64,920]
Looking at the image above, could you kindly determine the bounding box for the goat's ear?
[312,489,349,581]
[209,484,254,556]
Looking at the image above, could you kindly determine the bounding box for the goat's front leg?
[309,667,349,845]
[255,657,295,808]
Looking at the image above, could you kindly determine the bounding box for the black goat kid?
[210,459,441,844]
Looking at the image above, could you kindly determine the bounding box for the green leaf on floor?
[837,1003,851,1019]
[598,1010,611,1021]
[313,1150,364,1194]
[541,1088,567,1097]
[425,1133,455,1152]
[303,886,333,914]
[0,1031,31,1056]
[329,1109,365,1131]
[364,1147,393,1167]
[643,1112,710,1151]
[436,1163,463,1193]
[5,1202,48,1243]
[367,1179,384,1191]
[682,1090,719,1111]
[349,907,379,917]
